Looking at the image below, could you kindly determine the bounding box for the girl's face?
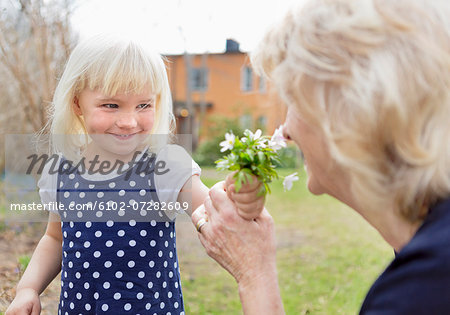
[74,88,156,162]
[282,106,346,198]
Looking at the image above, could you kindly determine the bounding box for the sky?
[71,0,303,55]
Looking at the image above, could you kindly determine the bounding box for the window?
[259,76,266,93]
[241,66,253,92]
[190,67,208,91]
[240,114,252,129]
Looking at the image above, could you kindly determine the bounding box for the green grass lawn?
[180,168,393,314]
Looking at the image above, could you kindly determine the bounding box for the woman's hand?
[192,181,284,314]
[5,288,41,315]
[225,172,265,221]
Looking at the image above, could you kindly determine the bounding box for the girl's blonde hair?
[252,0,450,222]
[48,34,175,160]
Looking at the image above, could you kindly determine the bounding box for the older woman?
[192,0,450,313]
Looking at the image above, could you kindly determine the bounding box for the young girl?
[6,35,263,314]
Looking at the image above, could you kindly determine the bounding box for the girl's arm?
[6,212,63,314]
[178,174,210,216]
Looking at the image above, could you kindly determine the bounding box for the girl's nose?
[116,112,138,129]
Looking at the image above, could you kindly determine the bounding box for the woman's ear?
[73,96,82,116]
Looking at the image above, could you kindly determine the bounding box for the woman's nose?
[116,112,137,129]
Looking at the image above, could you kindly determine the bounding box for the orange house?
[165,40,286,148]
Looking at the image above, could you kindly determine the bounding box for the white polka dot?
[158,251,163,257]
[96,211,103,218]
[170,232,173,238]
[103,282,110,289]
[140,210,147,216]
[95,231,102,237]
[162,281,167,288]
[60,181,64,188]
[101,304,109,311]
[128,261,135,268]
[75,272,81,279]
[119,189,125,196]
[97,192,104,198]
[118,230,125,237]
[174,302,179,308]
[93,272,100,278]
[150,220,156,226]
[146,303,151,310]
[169,271,173,278]
[64,291,68,298]
[137,292,144,299]
[165,222,170,228]
[126,282,134,289]
[84,241,90,248]
[68,261,73,268]
[175,282,179,288]
[106,220,114,227]
[85,304,91,311]
[139,250,146,257]
[69,221,74,228]
[77,211,83,218]
[129,181,136,187]
[154,292,159,299]
[93,251,101,258]
[174,262,178,268]
[115,271,123,278]
[63,231,67,238]
[69,282,74,289]
[150,240,156,247]
[148,281,153,289]
[109,182,116,188]
[160,302,165,309]
[105,240,113,247]
[64,191,70,198]
[129,199,136,206]
[129,220,136,226]
[138,271,145,278]
[89,184,95,189]
[118,210,125,216]
[84,282,90,289]
[139,189,146,196]
[114,292,121,300]
[140,230,147,237]
[168,291,172,298]
[83,262,89,269]
[129,240,136,247]
[70,302,74,309]
[69,241,74,248]
[117,250,125,257]
[93,292,99,300]
[85,221,92,228]
[149,261,155,268]
[169,251,173,258]
[79,192,85,198]
[104,261,112,268]
[156,271,161,278]
[164,261,168,268]
[76,292,82,299]
[159,230,163,237]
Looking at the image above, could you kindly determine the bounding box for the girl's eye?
[137,103,152,109]
[103,104,118,109]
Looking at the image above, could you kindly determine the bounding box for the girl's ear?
[73,96,82,116]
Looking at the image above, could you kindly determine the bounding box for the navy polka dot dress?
[56,153,185,314]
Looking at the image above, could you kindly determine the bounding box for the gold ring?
[196,217,208,233]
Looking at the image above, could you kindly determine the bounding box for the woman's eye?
[103,104,118,109]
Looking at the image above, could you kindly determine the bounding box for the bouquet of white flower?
[216,126,299,195]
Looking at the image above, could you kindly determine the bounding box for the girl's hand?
[5,288,41,315]
[225,172,265,220]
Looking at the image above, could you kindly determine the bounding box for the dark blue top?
[360,198,450,314]
[56,153,185,314]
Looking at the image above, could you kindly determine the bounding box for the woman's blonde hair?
[48,34,175,160]
[252,0,450,222]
